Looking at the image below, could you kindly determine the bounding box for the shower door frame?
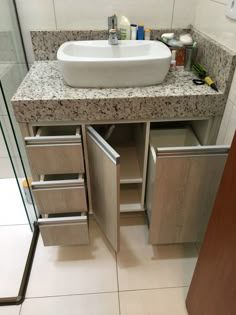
[0,0,39,305]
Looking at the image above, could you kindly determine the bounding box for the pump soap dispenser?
[120,16,131,40]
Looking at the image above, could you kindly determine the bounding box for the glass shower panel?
[0,0,39,304]
[0,122,33,298]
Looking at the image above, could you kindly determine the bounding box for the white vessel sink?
[57,40,171,88]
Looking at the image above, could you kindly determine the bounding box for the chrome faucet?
[108,15,118,45]
[108,29,119,45]
[108,14,117,31]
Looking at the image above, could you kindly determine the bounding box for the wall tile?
[172,0,197,28]
[213,0,227,4]
[224,104,236,144]
[112,0,174,28]
[15,0,56,63]
[194,0,236,51]
[217,98,234,144]
[228,68,236,103]
[54,0,174,30]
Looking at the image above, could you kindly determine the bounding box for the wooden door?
[186,133,236,315]
[86,126,120,252]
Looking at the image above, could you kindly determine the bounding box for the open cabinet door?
[86,126,120,252]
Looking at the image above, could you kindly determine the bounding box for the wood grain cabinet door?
[86,126,120,252]
[148,145,229,244]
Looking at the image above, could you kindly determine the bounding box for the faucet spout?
[108,14,117,31]
[108,29,119,45]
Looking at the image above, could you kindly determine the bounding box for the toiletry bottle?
[145,29,151,40]
[137,24,144,40]
[120,16,131,40]
[170,50,176,71]
[130,24,137,40]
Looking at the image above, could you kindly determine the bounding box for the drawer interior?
[42,212,87,220]
[33,125,80,137]
[43,173,82,182]
[150,120,214,147]
[150,127,200,148]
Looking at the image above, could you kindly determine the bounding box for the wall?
[217,69,236,145]
[15,0,197,64]
[194,0,236,52]
[194,0,236,145]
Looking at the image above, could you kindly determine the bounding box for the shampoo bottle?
[120,16,131,40]
[170,50,176,71]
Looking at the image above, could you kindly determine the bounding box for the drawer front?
[26,143,84,175]
[32,185,87,215]
[149,145,229,244]
[38,216,89,246]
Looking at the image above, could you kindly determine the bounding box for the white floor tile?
[120,287,189,315]
[117,217,198,291]
[0,305,20,315]
[26,220,118,298]
[0,225,32,297]
[21,292,119,315]
[0,178,28,225]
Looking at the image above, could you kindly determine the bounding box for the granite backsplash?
[30,27,236,96]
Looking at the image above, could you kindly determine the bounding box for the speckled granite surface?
[13,27,236,123]
[12,61,226,123]
[191,29,236,93]
[31,29,190,61]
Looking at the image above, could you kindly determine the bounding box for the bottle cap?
[130,24,137,27]
[145,29,151,33]
[138,24,144,26]
[171,50,176,60]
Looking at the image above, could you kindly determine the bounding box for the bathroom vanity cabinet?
[12,33,236,251]
[19,118,228,252]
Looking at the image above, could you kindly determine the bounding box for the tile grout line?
[118,285,190,293]
[25,291,120,300]
[115,252,121,315]
[52,0,58,30]
[210,0,226,5]
[24,285,190,300]
[0,224,29,227]
[170,0,176,29]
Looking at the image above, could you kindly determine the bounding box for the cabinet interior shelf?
[114,146,143,184]
[120,184,143,212]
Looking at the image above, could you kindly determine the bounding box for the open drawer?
[38,214,89,246]
[25,125,84,175]
[146,126,229,244]
[32,174,87,215]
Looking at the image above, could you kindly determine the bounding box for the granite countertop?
[12,60,225,123]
